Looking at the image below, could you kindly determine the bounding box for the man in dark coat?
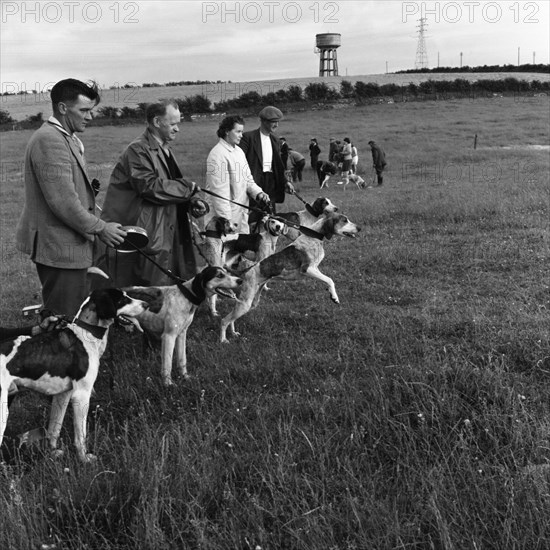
[309,138,321,170]
[328,137,338,162]
[279,137,289,169]
[368,140,387,186]
[97,99,207,286]
[239,106,294,222]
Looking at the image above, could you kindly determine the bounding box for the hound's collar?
[204,230,223,239]
[74,319,108,340]
[305,203,318,217]
[310,232,325,241]
[177,280,205,306]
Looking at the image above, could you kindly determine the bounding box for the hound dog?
[277,197,338,229]
[207,216,287,316]
[125,266,242,386]
[223,215,288,267]
[220,212,360,343]
[0,289,148,462]
[348,174,366,189]
[200,215,240,266]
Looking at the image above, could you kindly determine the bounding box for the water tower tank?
[316,33,341,76]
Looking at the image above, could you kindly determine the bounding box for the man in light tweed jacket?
[16,79,126,317]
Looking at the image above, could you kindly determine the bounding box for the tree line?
[1,76,548,128]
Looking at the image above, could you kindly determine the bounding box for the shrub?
[0,109,14,124]
[340,80,355,99]
[304,82,332,101]
[98,106,120,119]
[355,81,380,98]
[286,85,303,102]
[26,112,43,123]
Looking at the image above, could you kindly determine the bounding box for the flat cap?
[259,105,284,121]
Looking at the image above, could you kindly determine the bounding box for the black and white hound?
[125,266,242,386]
[0,289,148,462]
[220,212,360,343]
[203,216,286,316]
[277,197,339,229]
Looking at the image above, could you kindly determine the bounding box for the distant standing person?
[337,137,352,186]
[16,78,127,317]
[368,140,387,186]
[309,138,321,170]
[328,137,338,163]
[239,105,294,222]
[97,99,208,286]
[280,137,289,169]
[351,142,359,174]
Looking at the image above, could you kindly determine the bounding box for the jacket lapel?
[64,132,91,186]
[253,129,263,165]
[145,130,172,176]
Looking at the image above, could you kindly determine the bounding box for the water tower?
[315,33,341,77]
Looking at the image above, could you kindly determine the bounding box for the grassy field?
[1,95,549,549]
[2,71,549,121]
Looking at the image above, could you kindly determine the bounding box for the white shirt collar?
[48,116,84,156]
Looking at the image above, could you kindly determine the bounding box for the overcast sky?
[1,0,548,91]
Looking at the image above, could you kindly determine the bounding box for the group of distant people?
[15,77,386,319]
[280,135,386,189]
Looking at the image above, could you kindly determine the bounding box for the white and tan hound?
[125,266,242,386]
[220,212,360,343]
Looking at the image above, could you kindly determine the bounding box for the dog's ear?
[321,215,337,240]
[310,198,324,216]
[89,289,122,319]
[199,265,220,285]
[216,217,230,236]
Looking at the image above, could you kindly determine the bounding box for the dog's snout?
[236,278,243,285]
[141,300,150,310]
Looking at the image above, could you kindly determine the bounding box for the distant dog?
[0,289,148,462]
[125,266,242,386]
[348,174,366,189]
[220,212,360,343]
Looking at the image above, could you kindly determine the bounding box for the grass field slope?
[0,95,549,549]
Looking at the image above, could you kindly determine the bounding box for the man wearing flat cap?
[239,106,294,222]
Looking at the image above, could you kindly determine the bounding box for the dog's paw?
[50,449,65,459]
[82,453,97,463]
[162,378,175,387]
[331,297,340,304]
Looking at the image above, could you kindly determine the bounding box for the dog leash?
[291,190,318,217]
[121,240,203,305]
[197,187,323,240]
